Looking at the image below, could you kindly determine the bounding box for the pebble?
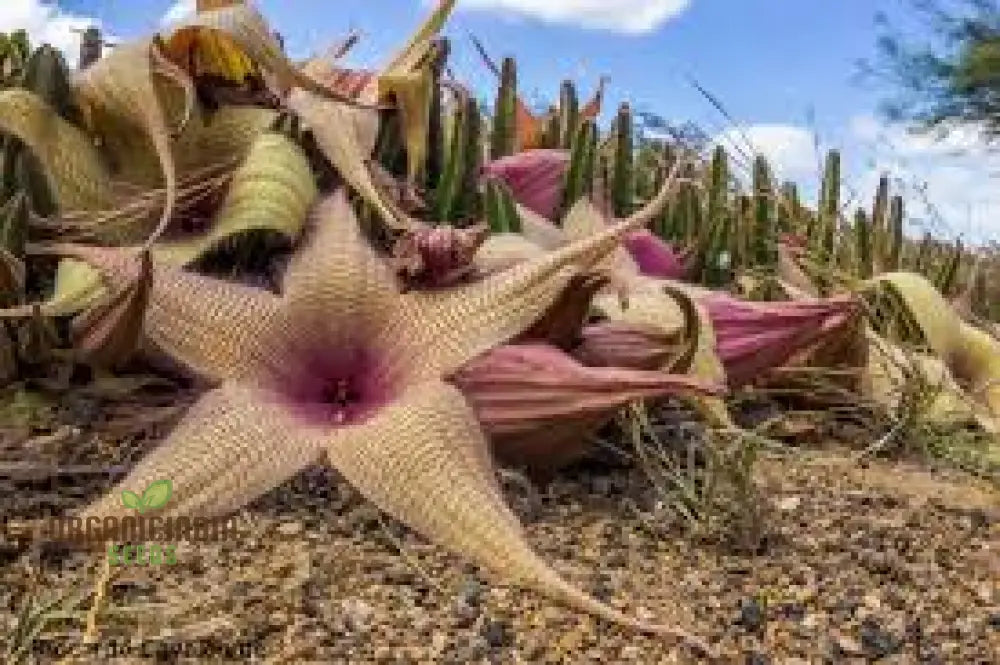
[277,522,303,537]
[450,638,488,663]
[482,619,508,648]
[832,632,863,656]
[458,577,483,606]
[340,598,374,632]
[987,612,1000,629]
[384,566,415,585]
[860,618,901,659]
[453,600,479,628]
[737,597,766,633]
[775,602,806,622]
[776,496,801,512]
[745,651,771,665]
[620,645,642,660]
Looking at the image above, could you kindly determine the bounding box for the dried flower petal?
[450,343,722,469]
[482,149,571,220]
[623,230,690,279]
[702,293,860,387]
[392,223,489,289]
[573,320,683,372]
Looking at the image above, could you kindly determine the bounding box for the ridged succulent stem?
[490,56,517,159]
[611,103,634,218]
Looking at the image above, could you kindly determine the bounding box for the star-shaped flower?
[68,188,713,654]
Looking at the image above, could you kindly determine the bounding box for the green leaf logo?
[138,479,172,514]
[120,490,141,511]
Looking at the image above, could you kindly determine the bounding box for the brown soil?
[1,382,998,664]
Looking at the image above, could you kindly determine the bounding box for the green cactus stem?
[871,174,889,265]
[611,102,634,218]
[778,181,799,234]
[542,105,560,149]
[854,208,873,279]
[707,146,728,239]
[752,155,777,269]
[562,120,596,213]
[456,96,483,226]
[887,195,904,271]
[79,26,104,70]
[433,95,467,222]
[914,232,933,274]
[484,179,521,234]
[424,37,450,192]
[818,149,841,264]
[490,56,517,159]
[934,238,963,296]
[558,80,579,149]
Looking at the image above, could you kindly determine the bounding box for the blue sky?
[3,0,998,242]
[55,0,898,131]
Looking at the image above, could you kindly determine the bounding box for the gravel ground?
[1,382,999,664]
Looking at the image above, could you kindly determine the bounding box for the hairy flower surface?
[391,223,489,289]
[451,342,721,469]
[481,149,571,220]
[622,230,690,279]
[68,188,712,652]
[701,293,861,388]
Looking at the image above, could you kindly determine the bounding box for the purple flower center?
[266,345,395,428]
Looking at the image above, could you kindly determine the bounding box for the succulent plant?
[611,102,634,218]
[491,56,518,159]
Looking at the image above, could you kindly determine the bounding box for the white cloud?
[160,0,196,26]
[0,0,108,68]
[848,113,1000,243]
[454,0,691,34]
[710,124,820,185]
[708,116,1000,243]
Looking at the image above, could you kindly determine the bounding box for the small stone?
[833,632,863,656]
[451,638,488,663]
[604,549,627,568]
[776,496,801,511]
[592,582,613,603]
[860,618,901,659]
[482,619,508,648]
[340,598,373,632]
[384,566,415,585]
[737,598,766,633]
[620,645,642,660]
[348,504,382,531]
[774,602,806,622]
[969,508,989,530]
[453,600,479,628]
[862,592,882,610]
[276,522,303,537]
[458,577,483,606]
[745,651,771,665]
[987,612,1000,630]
